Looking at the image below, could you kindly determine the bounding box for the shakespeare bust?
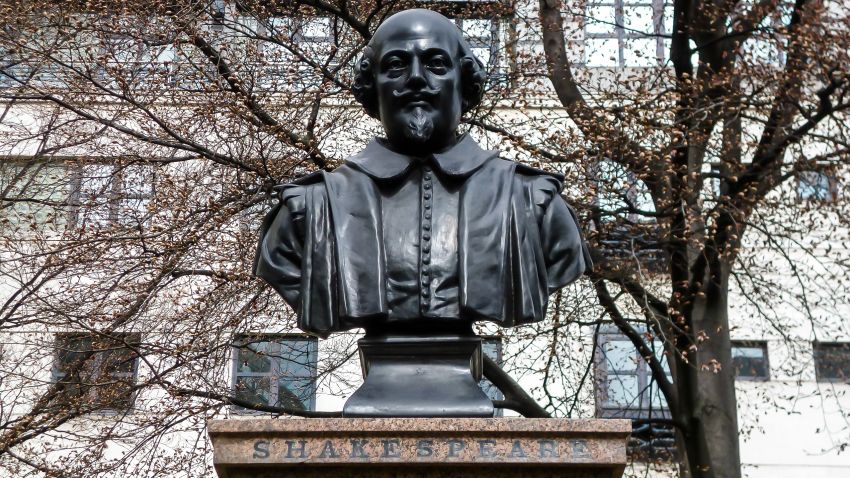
[254,9,591,416]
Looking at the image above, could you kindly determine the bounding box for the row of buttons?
[421,165,433,310]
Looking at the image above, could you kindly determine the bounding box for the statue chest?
[379,162,463,320]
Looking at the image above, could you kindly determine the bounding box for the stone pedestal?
[208,418,630,478]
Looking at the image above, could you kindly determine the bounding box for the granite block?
[208,418,630,478]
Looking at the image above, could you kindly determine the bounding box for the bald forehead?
[370,10,462,55]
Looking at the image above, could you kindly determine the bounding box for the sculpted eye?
[427,56,450,72]
[385,57,406,71]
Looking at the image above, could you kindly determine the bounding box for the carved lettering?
[285,440,308,459]
[318,440,340,458]
[538,439,559,458]
[477,439,496,458]
[571,439,591,458]
[350,439,369,458]
[255,436,586,462]
[252,440,270,459]
[416,440,434,457]
[381,439,401,458]
[509,440,527,458]
[447,439,466,457]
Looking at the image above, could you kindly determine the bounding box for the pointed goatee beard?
[404,107,434,143]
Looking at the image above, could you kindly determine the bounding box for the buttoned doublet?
[255,135,592,338]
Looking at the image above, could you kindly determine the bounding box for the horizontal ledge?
[214,462,626,469]
[207,418,632,436]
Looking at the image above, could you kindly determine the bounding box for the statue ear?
[353,55,380,119]
[459,56,485,114]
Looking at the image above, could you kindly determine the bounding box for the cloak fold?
[255,156,591,338]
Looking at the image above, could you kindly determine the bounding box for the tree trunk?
[678,262,742,478]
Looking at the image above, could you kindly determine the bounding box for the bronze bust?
[255,9,591,416]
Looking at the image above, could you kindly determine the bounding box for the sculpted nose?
[407,58,427,89]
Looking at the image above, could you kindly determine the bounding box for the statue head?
[352,9,486,154]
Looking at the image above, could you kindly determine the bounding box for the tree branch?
[483,355,550,418]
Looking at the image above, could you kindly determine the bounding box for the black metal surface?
[253,9,592,417]
[343,336,493,417]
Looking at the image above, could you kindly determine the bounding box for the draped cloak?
[254,136,592,338]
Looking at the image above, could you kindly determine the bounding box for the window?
[232,335,318,412]
[480,337,504,417]
[257,17,289,89]
[593,160,655,222]
[592,160,665,271]
[731,341,769,380]
[814,343,850,383]
[595,330,674,459]
[101,33,150,83]
[71,163,156,228]
[455,18,501,78]
[739,0,792,65]
[293,17,336,89]
[171,46,220,92]
[51,333,140,412]
[0,26,32,89]
[595,332,670,418]
[584,0,671,67]
[258,16,336,90]
[1,161,71,233]
[797,170,835,202]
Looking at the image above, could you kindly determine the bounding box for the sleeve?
[253,185,307,311]
[531,175,593,293]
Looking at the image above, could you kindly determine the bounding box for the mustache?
[392,88,440,102]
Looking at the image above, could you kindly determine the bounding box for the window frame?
[796,170,837,203]
[68,162,157,228]
[730,340,770,381]
[453,17,502,79]
[813,342,850,384]
[50,332,141,414]
[594,328,671,420]
[230,333,319,413]
[594,328,675,460]
[583,0,671,67]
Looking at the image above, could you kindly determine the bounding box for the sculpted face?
[371,11,463,155]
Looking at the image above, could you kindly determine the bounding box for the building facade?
[1,1,848,477]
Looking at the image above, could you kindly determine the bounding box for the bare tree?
[526,0,850,476]
[0,1,848,477]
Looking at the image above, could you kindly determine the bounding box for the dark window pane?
[629,423,675,461]
[731,342,769,379]
[103,347,138,376]
[798,171,834,201]
[278,378,314,410]
[232,335,318,412]
[237,341,273,373]
[277,339,317,378]
[53,335,93,379]
[814,343,850,382]
[235,376,272,407]
[51,333,139,412]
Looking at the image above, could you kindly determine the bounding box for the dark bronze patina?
[255,9,591,417]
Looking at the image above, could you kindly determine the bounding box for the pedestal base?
[208,418,631,478]
[342,336,494,417]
